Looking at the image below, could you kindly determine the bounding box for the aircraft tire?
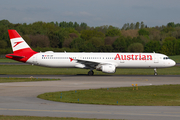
[88,71,94,76]
[154,72,158,76]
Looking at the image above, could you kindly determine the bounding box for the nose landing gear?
[154,68,158,76]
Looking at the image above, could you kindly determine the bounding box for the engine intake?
[96,65,116,73]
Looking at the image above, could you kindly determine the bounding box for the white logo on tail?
[13,41,23,47]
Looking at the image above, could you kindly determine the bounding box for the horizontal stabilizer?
[6,54,25,59]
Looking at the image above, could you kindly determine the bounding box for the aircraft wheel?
[154,68,158,76]
[88,70,94,76]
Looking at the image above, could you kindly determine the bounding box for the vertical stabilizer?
[8,30,31,52]
[6,30,37,62]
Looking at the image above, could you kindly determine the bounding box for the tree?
[164,37,176,41]
[0,40,7,49]
[135,22,140,29]
[105,29,121,37]
[73,22,79,28]
[162,27,175,33]
[161,40,174,55]
[55,21,58,27]
[98,45,113,52]
[138,29,149,36]
[81,30,104,41]
[62,38,73,48]
[144,41,161,52]
[80,41,95,52]
[59,21,69,28]
[130,23,135,29]
[121,30,138,38]
[132,36,145,45]
[69,33,78,39]
[68,21,74,28]
[160,37,178,55]
[0,19,10,26]
[29,35,50,48]
[126,23,130,30]
[48,32,60,48]
[80,22,87,29]
[112,37,126,52]
[121,23,127,30]
[167,22,175,28]
[128,43,144,52]
[22,35,31,45]
[104,36,118,45]
[140,21,145,29]
[125,36,133,47]
[173,39,180,55]
[89,37,104,48]
[70,37,84,50]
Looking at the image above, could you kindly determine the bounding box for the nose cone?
[169,60,176,67]
[166,60,176,67]
[171,60,176,66]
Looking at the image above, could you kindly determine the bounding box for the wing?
[76,59,100,69]
[69,57,116,69]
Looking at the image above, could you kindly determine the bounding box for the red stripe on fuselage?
[8,30,21,39]
[6,48,38,63]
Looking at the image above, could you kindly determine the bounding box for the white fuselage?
[26,52,176,69]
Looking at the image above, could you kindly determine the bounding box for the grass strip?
[0,65,180,75]
[0,115,121,120]
[0,58,18,63]
[169,55,180,63]
[0,77,60,83]
[38,85,180,106]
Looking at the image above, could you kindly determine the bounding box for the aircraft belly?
[117,60,159,68]
[43,60,76,68]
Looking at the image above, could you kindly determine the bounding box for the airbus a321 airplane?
[6,30,176,75]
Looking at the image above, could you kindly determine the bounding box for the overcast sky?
[1,0,180,28]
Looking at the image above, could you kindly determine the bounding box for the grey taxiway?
[0,75,180,120]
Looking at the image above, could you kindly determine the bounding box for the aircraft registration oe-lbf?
[6,30,176,76]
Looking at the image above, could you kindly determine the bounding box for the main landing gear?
[88,70,94,76]
[154,68,158,76]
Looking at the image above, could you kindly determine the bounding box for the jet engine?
[96,64,116,73]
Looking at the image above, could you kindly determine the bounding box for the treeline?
[121,21,147,30]
[0,19,180,56]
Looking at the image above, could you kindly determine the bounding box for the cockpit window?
[163,57,170,60]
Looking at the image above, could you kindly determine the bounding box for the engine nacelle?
[97,65,116,73]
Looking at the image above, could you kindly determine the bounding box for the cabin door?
[33,54,38,64]
[154,54,159,63]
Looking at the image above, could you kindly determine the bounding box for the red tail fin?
[6,30,37,62]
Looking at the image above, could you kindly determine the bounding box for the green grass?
[0,58,18,62]
[169,55,180,63]
[0,65,180,75]
[38,85,180,106]
[0,77,60,83]
[0,116,121,120]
